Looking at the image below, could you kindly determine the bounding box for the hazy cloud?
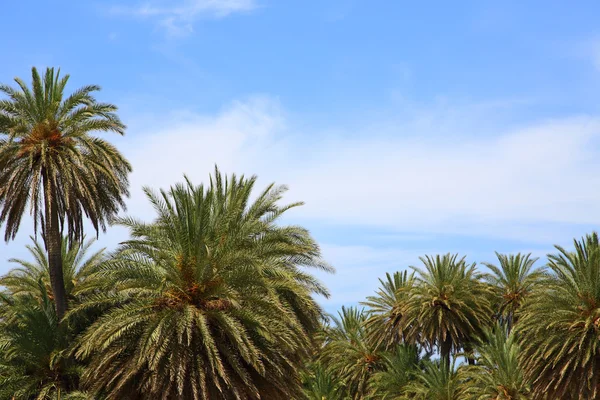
[110,0,257,36]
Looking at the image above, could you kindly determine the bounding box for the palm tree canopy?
[461,323,530,400]
[0,285,86,399]
[483,252,544,328]
[362,270,415,349]
[0,66,131,241]
[403,254,493,362]
[368,344,422,399]
[302,362,344,400]
[74,168,333,399]
[402,359,465,400]
[319,306,382,400]
[517,232,600,399]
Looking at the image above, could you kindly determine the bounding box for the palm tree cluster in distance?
[0,68,599,399]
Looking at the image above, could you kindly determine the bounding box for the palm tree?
[0,67,131,319]
[402,254,492,367]
[402,359,466,400]
[0,284,93,399]
[319,306,382,399]
[517,232,600,399]
[74,169,333,399]
[483,252,544,331]
[362,271,415,349]
[302,362,345,400]
[1,235,106,302]
[461,323,530,400]
[368,344,422,399]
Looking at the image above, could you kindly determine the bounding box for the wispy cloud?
[110,0,258,36]
[119,95,600,245]
[3,96,595,306]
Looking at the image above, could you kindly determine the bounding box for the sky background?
[1,0,600,313]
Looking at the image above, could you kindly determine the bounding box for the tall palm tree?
[1,235,106,302]
[461,323,530,400]
[402,254,492,367]
[517,233,600,399]
[483,252,544,331]
[319,306,382,399]
[74,169,333,399]
[0,67,131,319]
[362,271,415,349]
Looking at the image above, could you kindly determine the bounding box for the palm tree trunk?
[464,341,476,365]
[440,334,452,369]
[43,170,68,320]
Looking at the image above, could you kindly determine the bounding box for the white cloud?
[110,0,257,36]
[119,96,600,244]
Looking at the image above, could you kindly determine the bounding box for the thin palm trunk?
[43,170,67,319]
[440,335,452,369]
[464,342,476,365]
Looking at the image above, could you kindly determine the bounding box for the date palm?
[402,254,492,367]
[362,271,415,349]
[319,306,382,399]
[517,233,600,399]
[461,323,530,400]
[0,67,131,319]
[483,253,544,331]
[74,169,333,399]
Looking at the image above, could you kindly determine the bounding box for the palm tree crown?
[319,306,382,400]
[461,323,530,399]
[483,252,544,330]
[74,169,333,399]
[0,66,131,318]
[403,254,493,366]
[362,271,415,349]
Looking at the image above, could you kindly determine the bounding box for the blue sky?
[2,0,600,312]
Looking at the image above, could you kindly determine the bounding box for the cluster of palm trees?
[0,67,333,399]
[0,67,599,399]
[304,244,600,399]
